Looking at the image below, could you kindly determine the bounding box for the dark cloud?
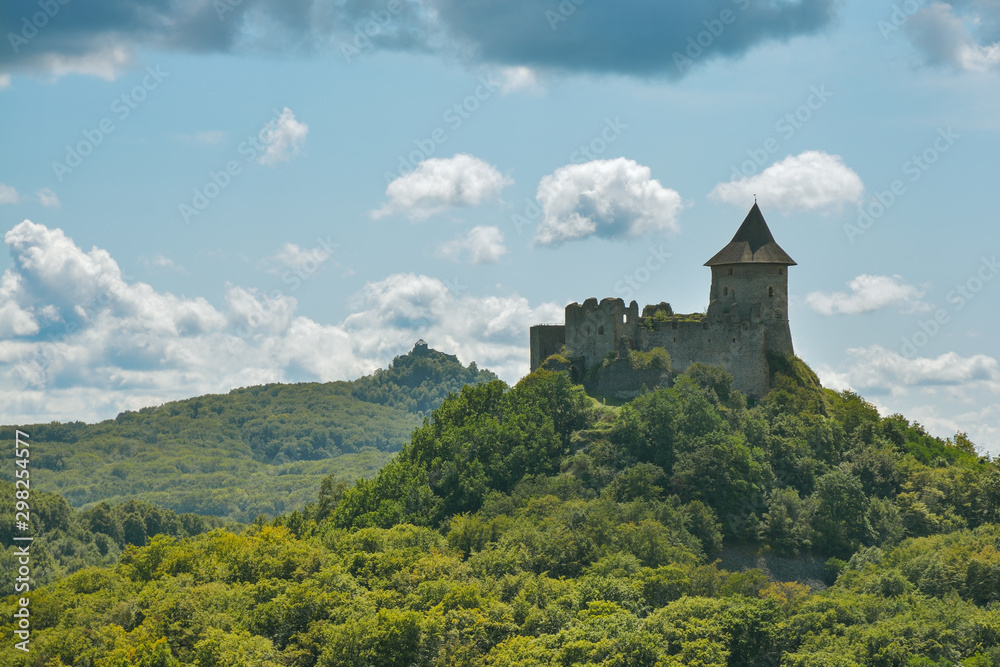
[1,0,839,78]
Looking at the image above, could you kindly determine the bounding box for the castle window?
[673,337,676,342]
[733,338,736,343]
[728,268,733,275]
[778,268,784,275]
[723,286,728,296]
[768,286,774,297]
[622,314,626,323]
[598,326,604,335]
[774,309,782,319]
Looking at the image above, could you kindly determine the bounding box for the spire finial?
[753,193,757,203]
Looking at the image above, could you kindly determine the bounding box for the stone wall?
[594,358,671,400]
[529,324,566,371]
[564,298,639,370]
[639,319,772,398]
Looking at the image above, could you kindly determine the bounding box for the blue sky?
[1,0,998,453]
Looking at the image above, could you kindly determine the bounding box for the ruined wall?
[594,359,671,400]
[529,324,566,371]
[638,319,772,399]
[564,298,639,370]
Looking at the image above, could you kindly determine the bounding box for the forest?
[2,352,999,665]
[0,345,496,522]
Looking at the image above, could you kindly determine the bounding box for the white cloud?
[143,254,186,273]
[0,184,20,205]
[258,107,309,165]
[36,188,60,208]
[908,3,1000,71]
[709,151,864,212]
[0,221,560,424]
[818,345,1000,397]
[437,225,508,264]
[534,158,683,245]
[806,274,930,315]
[35,45,134,81]
[260,241,338,275]
[372,154,512,220]
[0,74,10,90]
[498,66,542,94]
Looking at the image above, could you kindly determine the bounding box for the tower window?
[778,268,784,275]
[598,326,604,335]
[723,286,728,296]
[728,268,733,275]
[768,286,774,297]
[733,338,737,343]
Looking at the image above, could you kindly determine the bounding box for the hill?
[3,358,999,665]
[0,343,496,523]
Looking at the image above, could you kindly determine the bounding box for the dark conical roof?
[704,203,796,266]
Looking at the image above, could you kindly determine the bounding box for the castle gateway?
[529,203,796,399]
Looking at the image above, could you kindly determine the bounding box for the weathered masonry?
[529,203,796,399]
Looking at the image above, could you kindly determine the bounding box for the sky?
[0,0,998,454]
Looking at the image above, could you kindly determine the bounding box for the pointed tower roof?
[704,203,796,266]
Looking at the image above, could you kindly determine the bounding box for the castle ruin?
[529,203,796,399]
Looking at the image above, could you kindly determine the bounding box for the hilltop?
[3,356,999,665]
[1,343,496,523]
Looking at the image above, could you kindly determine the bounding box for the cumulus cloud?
[0,183,19,204]
[806,274,930,315]
[819,345,1000,396]
[258,107,308,165]
[0,220,559,423]
[36,188,59,208]
[710,151,864,212]
[0,74,10,89]
[534,158,683,245]
[437,226,508,264]
[0,0,839,81]
[907,2,1000,71]
[372,154,512,220]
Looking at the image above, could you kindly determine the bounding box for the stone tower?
[704,202,796,356]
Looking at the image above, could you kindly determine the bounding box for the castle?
[529,203,796,399]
